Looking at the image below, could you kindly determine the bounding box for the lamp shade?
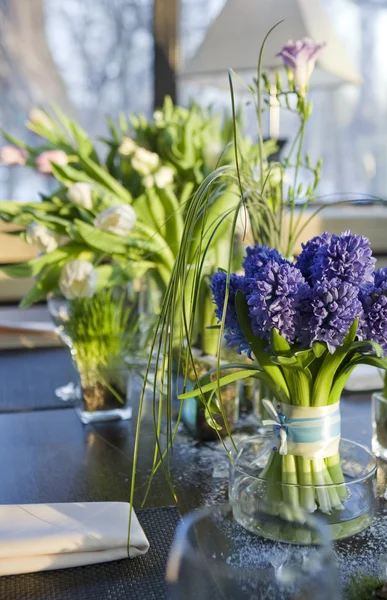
[181,0,362,88]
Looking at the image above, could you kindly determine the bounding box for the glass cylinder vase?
[229,435,376,543]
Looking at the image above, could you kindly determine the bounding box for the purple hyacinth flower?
[210,271,252,356]
[247,260,309,344]
[312,230,376,287]
[358,278,387,352]
[242,244,285,279]
[277,38,325,92]
[375,267,387,290]
[299,278,363,353]
[295,232,331,284]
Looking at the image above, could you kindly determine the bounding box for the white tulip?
[204,141,223,168]
[118,137,137,156]
[94,204,136,236]
[26,222,59,253]
[153,110,164,124]
[142,175,155,189]
[131,147,159,175]
[154,166,174,188]
[67,182,93,210]
[59,260,97,300]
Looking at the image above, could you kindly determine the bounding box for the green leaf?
[344,318,359,344]
[0,201,23,217]
[270,356,298,366]
[347,340,384,359]
[235,291,290,399]
[20,262,64,309]
[312,342,326,358]
[178,369,260,400]
[294,348,318,369]
[79,156,132,203]
[271,328,291,354]
[2,263,34,278]
[74,220,128,254]
[51,163,96,188]
[4,243,91,280]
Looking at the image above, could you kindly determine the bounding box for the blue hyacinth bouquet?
[180,230,387,519]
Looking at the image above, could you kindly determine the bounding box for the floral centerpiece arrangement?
[128,33,334,500]
[180,230,386,539]
[0,100,257,420]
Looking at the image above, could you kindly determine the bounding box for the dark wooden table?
[0,348,378,510]
[0,348,384,600]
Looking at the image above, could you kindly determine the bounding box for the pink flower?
[35,150,68,175]
[0,146,27,166]
[277,38,325,92]
[28,108,53,130]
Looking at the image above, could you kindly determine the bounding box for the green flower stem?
[311,458,331,513]
[281,454,300,510]
[312,348,349,407]
[263,452,283,505]
[296,457,316,513]
[286,120,306,258]
[321,462,343,511]
[326,453,348,502]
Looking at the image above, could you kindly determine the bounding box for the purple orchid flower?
[277,38,325,92]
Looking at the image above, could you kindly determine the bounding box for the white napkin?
[0,502,149,576]
[344,364,384,392]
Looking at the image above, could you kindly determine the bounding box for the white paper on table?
[0,502,149,576]
[344,364,383,392]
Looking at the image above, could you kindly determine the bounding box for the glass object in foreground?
[229,436,377,543]
[166,503,341,600]
[372,392,387,460]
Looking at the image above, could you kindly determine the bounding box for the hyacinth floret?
[242,244,284,279]
[359,269,387,351]
[312,230,375,287]
[210,271,251,355]
[299,278,363,353]
[375,267,387,290]
[295,232,330,284]
[247,260,309,344]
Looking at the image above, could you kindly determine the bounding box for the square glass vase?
[76,366,132,424]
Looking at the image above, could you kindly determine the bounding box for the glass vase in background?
[48,285,140,423]
[229,436,377,543]
[176,348,257,441]
[166,503,341,600]
[372,392,387,460]
[74,364,131,424]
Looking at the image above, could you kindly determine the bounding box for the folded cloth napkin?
[0,502,149,576]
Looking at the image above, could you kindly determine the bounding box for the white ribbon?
[262,399,341,459]
[262,399,288,455]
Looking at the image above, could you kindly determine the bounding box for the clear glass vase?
[229,435,377,543]
[47,287,139,423]
[176,349,258,441]
[372,392,387,460]
[76,365,131,424]
[166,503,341,600]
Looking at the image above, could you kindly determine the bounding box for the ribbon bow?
[262,399,288,455]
